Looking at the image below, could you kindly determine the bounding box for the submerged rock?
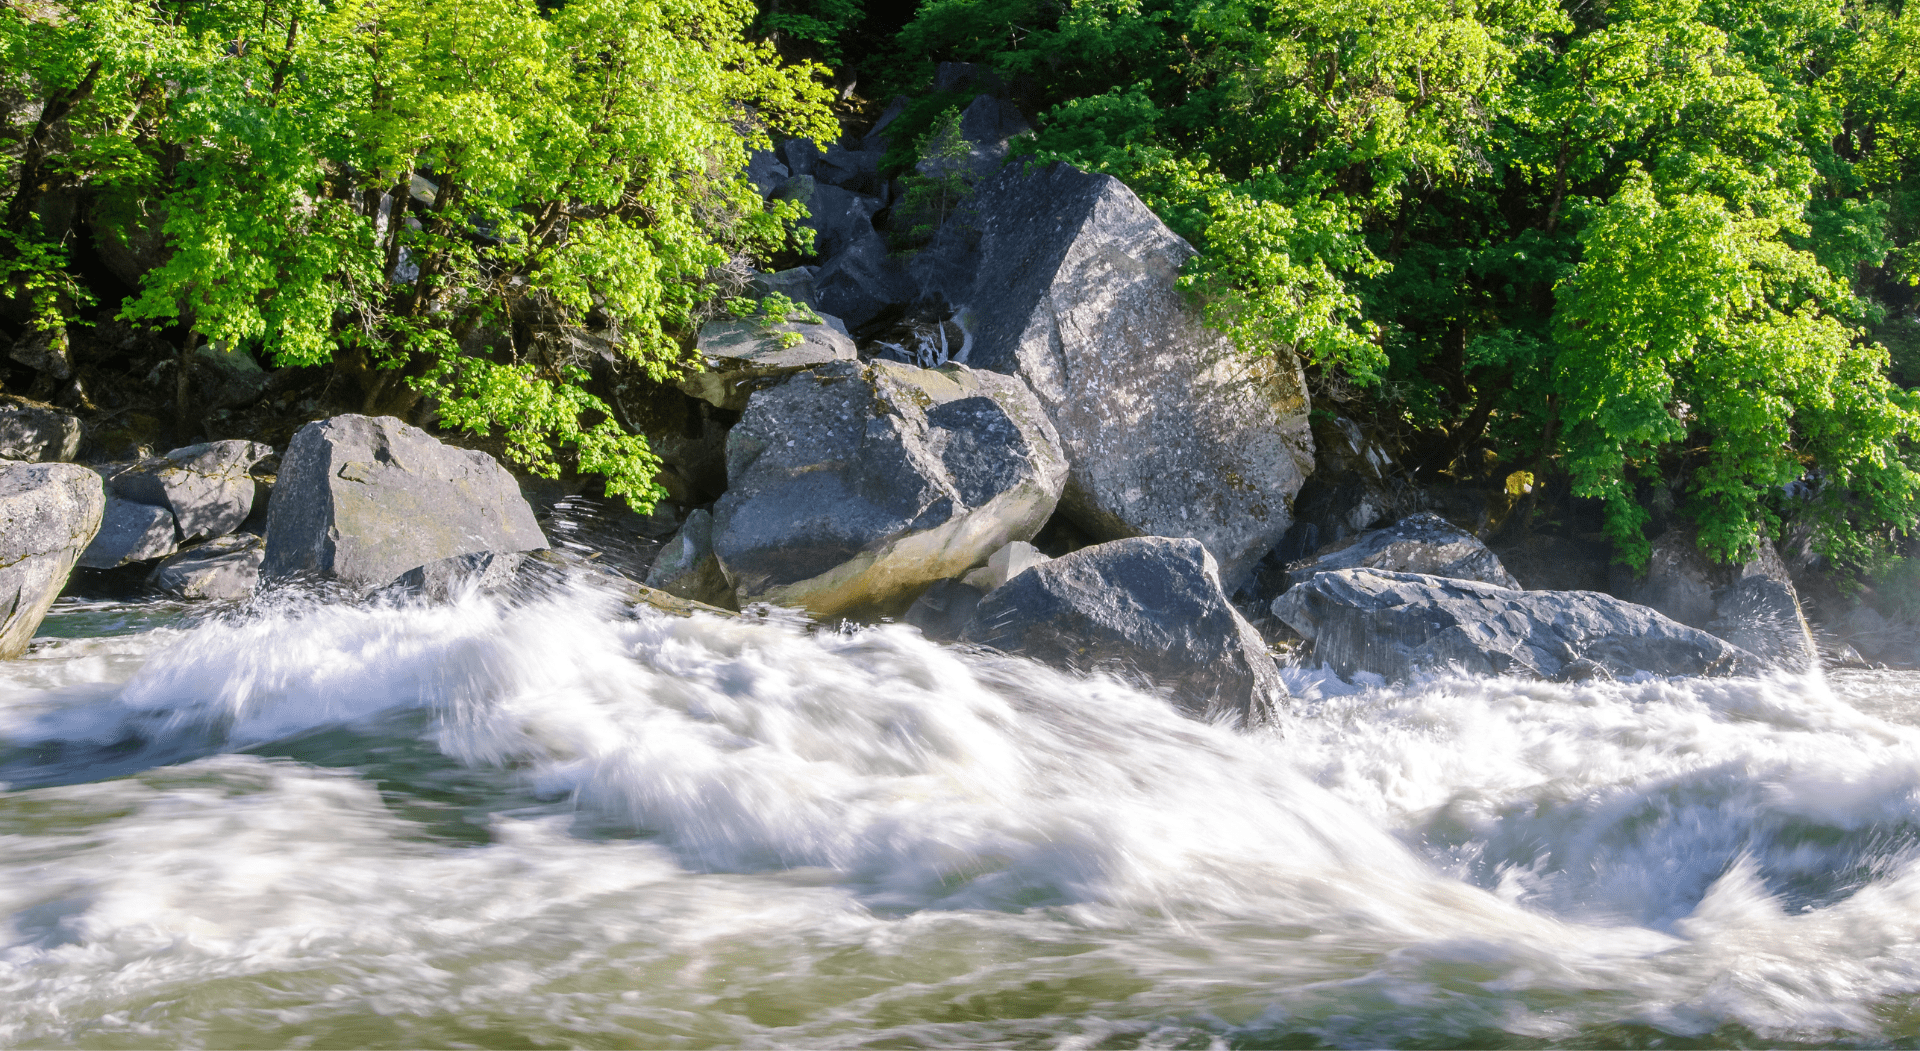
[960,536,1284,726]
[938,162,1314,585]
[149,533,264,600]
[714,359,1067,617]
[1288,512,1519,591]
[110,440,272,542]
[0,398,82,463]
[0,462,105,658]
[262,415,547,587]
[393,550,525,601]
[1273,568,1759,682]
[902,578,986,642]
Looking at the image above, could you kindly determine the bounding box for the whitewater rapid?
[3,578,1919,1047]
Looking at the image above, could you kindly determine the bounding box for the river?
[2,569,1917,1048]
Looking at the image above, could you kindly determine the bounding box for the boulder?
[0,461,105,658]
[923,95,1029,180]
[261,415,547,587]
[959,536,1284,726]
[713,359,1068,616]
[1272,568,1760,683]
[1707,576,1819,672]
[746,148,789,197]
[0,397,82,462]
[814,229,915,330]
[77,497,178,568]
[862,95,912,151]
[934,63,1008,97]
[148,533,263,601]
[748,267,823,312]
[1287,512,1520,590]
[110,440,273,541]
[677,316,858,411]
[815,145,886,195]
[938,162,1315,585]
[1611,524,1818,670]
[191,343,272,409]
[780,138,824,179]
[796,182,882,262]
[644,508,735,608]
[1270,413,1424,566]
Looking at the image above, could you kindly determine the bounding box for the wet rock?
[960,536,1283,726]
[393,550,525,601]
[1611,524,1817,670]
[78,497,178,568]
[645,509,735,608]
[902,578,985,642]
[0,397,82,462]
[677,316,858,412]
[149,533,264,601]
[714,359,1068,617]
[1707,576,1818,672]
[938,162,1314,584]
[262,414,547,587]
[1273,568,1759,683]
[0,461,105,658]
[110,440,274,542]
[1288,512,1520,590]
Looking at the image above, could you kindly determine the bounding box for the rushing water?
[4,573,1920,1049]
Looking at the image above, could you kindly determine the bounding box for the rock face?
[0,398,82,462]
[813,231,914,329]
[645,508,735,608]
[262,415,547,587]
[149,534,264,600]
[1273,569,1759,682]
[960,537,1284,726]
[941,162,1314,585]
[78,497,178,568]
[713,359,1068,616]
[0,461,105,658]
[110,440,273,541]
[677,317,858,411]
[1271,413,1424,567]
[1288,512,1520,590]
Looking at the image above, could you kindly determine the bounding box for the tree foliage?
[3,0,835,507]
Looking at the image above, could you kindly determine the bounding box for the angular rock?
[748,267,822,311]
[781,138,824,179]
[0,397,82,462]
[1273,568,1760,683]
[111,440,274,541]
[148,533,263,601]
[962,539,1049,592]
[1270,413,1424,566]
[797,182,882,262]
[1611,523,1818,670]
[678,317,858,411]
[714,359,1068,616]
[813,229,915,330]
[960,537,1283,726]
[934,62,1008,97]
[1289,512,1520,590]
[192,343,271,409]
[645,508,734,608]
[941,162,1315,585]
[920,95,1029,181]
[393,550,525,601]
[262,414,547,587]
[815,145,885,195]
[78,497,178,568]
[862,96,912,151]
[0,462,105,658]
[746,148,789,197]
[10,330,72,379]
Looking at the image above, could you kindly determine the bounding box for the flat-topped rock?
[677,317,858,411]
[149,534,263,600]
[1288,512,1519,590]
[1273,568,1760,683]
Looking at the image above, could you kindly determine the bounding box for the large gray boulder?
[814,230,914,330]
[1273,568,1760,683]
[713,359,1068,616]
[0,398,81,462]
[77,496,177,568]
[960,537,1284,726]
[795,181,882,262]
[677,316,858,411]
[1288,512,1520,590]
[110,440,273,541]
[0,461,105,658]
[148,533,263,601]
[262,415,547,587]
[1611,524,1817,670]
[940,162,1315,585]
